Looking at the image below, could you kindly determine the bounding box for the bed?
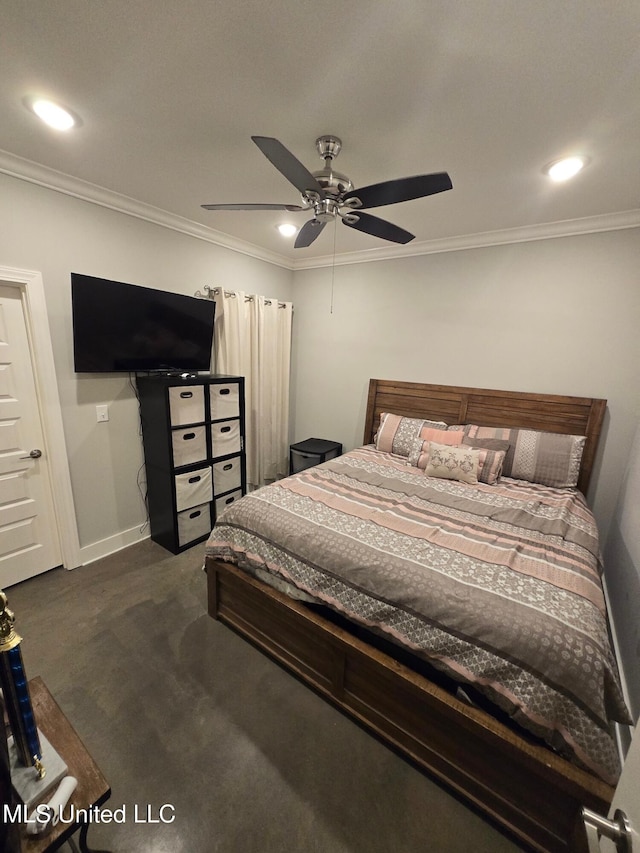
[204,379,629,853]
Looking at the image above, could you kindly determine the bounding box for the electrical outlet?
[96,404,109,423]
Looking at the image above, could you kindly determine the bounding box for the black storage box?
[289,438,342,474]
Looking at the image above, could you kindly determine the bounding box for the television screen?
[71,274,216,373]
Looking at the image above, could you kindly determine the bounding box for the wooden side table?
[19,677,111,853]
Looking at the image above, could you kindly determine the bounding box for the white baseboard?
[75,525,150,567]
[602,576,635,758]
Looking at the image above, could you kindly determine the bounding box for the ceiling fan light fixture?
[544,156,588,182]
[26,97,77,130]
[277,223,297,237]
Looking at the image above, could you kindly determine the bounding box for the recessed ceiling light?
[544,156,588,182]
[277,223,297,237]
[27,98,77,131]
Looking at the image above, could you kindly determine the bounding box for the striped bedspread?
[206,446,630,783]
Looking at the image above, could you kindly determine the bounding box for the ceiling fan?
[202,135,452,249]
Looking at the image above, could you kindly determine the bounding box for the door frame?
[0,265,81,570]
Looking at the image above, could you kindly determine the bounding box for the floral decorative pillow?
[409,429,464,467]
[423,442,480,484]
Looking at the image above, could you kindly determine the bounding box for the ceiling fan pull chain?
[330,218,337,315]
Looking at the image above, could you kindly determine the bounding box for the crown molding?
[292,208,640,269]
[0,149,294,270]
[2,149,638,273]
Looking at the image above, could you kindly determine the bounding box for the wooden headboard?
[364,379,606,495]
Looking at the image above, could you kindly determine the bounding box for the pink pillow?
[420,427,464,445]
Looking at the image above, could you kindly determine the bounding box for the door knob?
[582,807,632,853]
[20,449,42,460]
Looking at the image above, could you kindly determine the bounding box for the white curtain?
[209,288,292,489]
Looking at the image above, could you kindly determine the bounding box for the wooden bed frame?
[206,379,611,853]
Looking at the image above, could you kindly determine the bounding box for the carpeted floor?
[7,539,524,852]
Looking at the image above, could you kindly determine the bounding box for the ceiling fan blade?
[344,172,452,209]
[201,203,305,211]
[294,218,326,248]
[342,211,415,244]
[252,136,326,198]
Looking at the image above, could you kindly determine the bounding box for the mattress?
[206,446,631,783]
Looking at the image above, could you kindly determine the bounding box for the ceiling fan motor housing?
[310,134,353,200]
[311,168,353,198]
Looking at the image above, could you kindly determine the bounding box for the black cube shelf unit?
[137,373,246,553]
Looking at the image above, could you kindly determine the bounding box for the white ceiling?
[2,1,639,268]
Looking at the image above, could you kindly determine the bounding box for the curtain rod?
[195,284,290,309]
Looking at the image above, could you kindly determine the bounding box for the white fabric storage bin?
[211,420,241,459]
[212,456,242,495]
[169,385,205,426]
[172,425,207,467]
[174,466,213,512]
[210,383,240,420]
[177,503,211,547]
[214,489,243,518]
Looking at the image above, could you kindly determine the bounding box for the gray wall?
[0,172,293,557]
[290,229,640,543]
[605,421,640,724]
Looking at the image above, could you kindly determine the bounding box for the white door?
[0,285,62,587]
[584,728,639,852]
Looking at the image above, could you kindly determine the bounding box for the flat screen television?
[71,273,216,373]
